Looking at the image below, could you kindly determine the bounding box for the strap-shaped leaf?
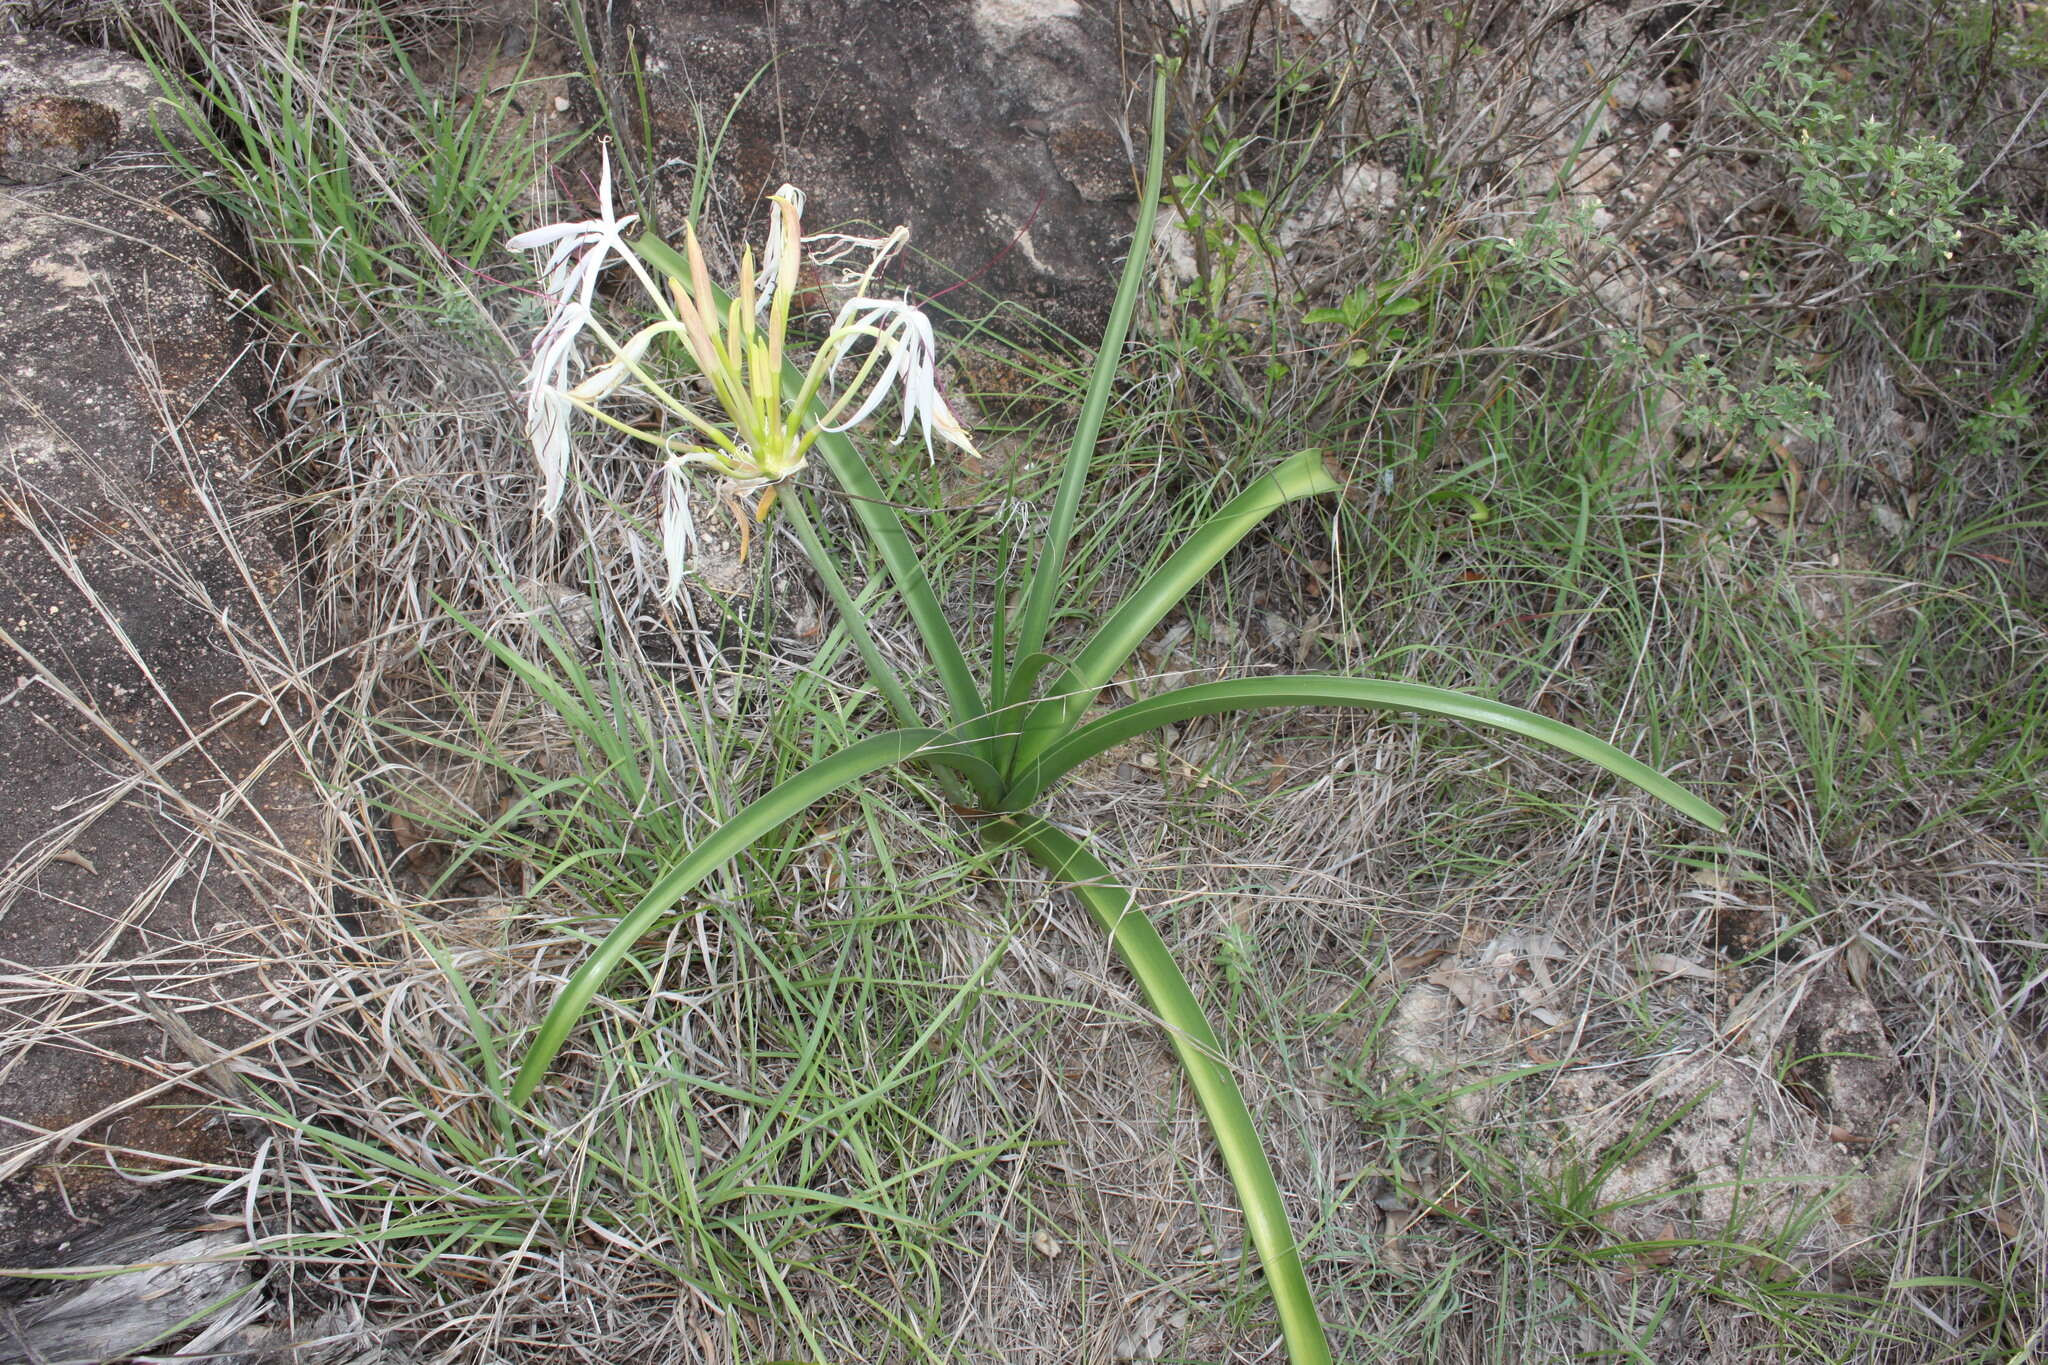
[510,729,1001,1107]
[994,816,1333,1365]
[1004,449,1342,779]
[1001,675,1727,830]
[803,421,989,741]
[1007,62,1174,689]
[988,648,1063,770]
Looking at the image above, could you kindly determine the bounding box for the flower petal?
[928,390,980,458]
[568,321,665,401]
[815,297,971,458]
[506,221,586,252]
[659,456,701,600]
[529,385,573,518]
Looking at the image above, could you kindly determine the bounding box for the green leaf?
[805,422,989,740]
[509,729,999,1108]
[1006,60,1173,697]
[410,930,512,1138]
[989,649,1062,743]
[1001,674,1727,831]
[994,816,1333,1365]
[1003,448,1342,781]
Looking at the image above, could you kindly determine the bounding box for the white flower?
[819,297,978,458]
[506,144,638,313]
[507,145,639,516]
[505,170,984,598]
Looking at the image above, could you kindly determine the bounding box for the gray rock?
[1781,970,1908,1141]
[591,0,1152,336]
[0,32,323,1266]
[0,30,171,184]
[1377,939,1927,1260]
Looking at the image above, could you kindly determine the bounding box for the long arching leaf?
[994,816,1333,1365]
[1001,675,1726,829]
[509,730,1000,1107]
[1003,449,1342,778]
[1006,60,1174,691]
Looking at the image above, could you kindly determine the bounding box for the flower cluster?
[508,151,976,598]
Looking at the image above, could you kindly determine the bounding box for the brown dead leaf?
[49,847,97,874]
[1645,952,1718,983]
[1395,946,1450,973]
[1842,938,1874,995]
[1429,967,1498,1018]
[1638,1223,1680,1265]
[1517,987,1565,1028]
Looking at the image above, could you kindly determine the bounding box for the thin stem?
[618,245,677,326]
[570,397,737,462]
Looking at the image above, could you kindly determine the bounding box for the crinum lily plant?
[503,71,1723,1365]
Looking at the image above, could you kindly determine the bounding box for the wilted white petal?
[754,184,806,317]
[927,390,980,457]
[529,385,573,518]
[886,307,941,444]
[659,456,701,600]
[819,298,914,433]
[517,298,592,518]
[530,300,590,370]
[807,226,908,291]
[818,296,971,458]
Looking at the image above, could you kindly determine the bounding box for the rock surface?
[1375,932,1926,1260]
[0,31,322,1266]
[589,0,1152,336]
